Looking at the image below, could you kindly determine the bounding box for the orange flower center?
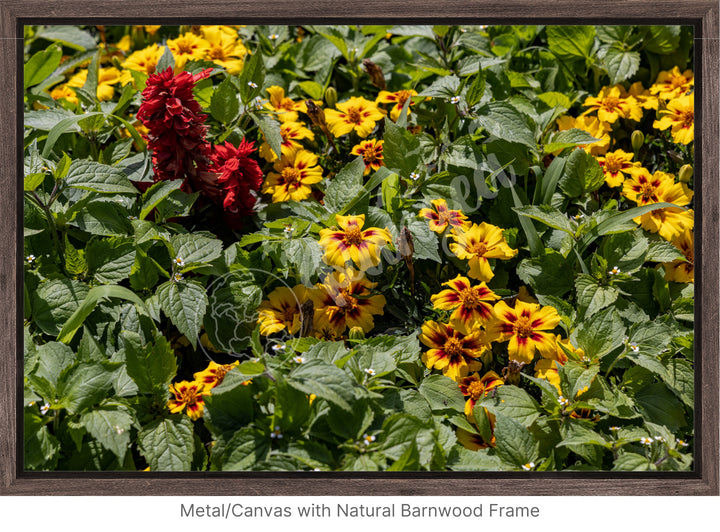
[345,106,363,124]
[397,90,413,107]
[679,110,694,127]
[604,156,623,174]
[467,380,486,401]
[176,41,197,54]
[362,144,382,163]
[443,336,464,357]
[602,96,620,111]
[282,305,297,323]
[279,97,295,111]
[671,76,688,89]
[344,226,364,246]
[208,45,226,60]
[281,167,302,185]
[459,287,483,309]
[468,241,488,256]
[177,385,202,405]
[640,182,658,201]
[513,316,534,339]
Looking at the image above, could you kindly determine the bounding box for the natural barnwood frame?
[0,0,717,496]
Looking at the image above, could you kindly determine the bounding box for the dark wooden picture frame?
[1,0,717,496]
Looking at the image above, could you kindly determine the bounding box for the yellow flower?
[430,275,500,327]
[144,25,161,35]
[116,35,132,53]
[324,97,385,138]
[318,214,392,271]
[50,84,79,105]
[534,358,562,394]
[663,229,694,283]
[653,94,694,145]
[582,85,643,123]
[636,181,694,242]
[200,25,247,75]
[556,114,611,156]
[622,169,692,207]
[486,300,561,365]
[167,381,209,420]
[262,148,323,203]
[167,32,210,71]
[456,426,496,450]
[596,150,641,188]
[627,81,658,110]
[350,139,384,175]
[449,222,517,282]
[193,361,240,389]
[418,199,468,233]
[650,66,694,100]
[257,285,310,336]
[309,269,386,336]
[458,371,504,422]
[420,320,487,381]
[265,86,315,123]
[67,67,122,101]
[375,89,418,121]
[122,43,165,75]
[258,121,314,162]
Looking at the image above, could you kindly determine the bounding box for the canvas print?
[22,24,695,472]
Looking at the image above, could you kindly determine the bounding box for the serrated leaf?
[634,383,687,431]
[478,386,542,426]
[210,75,240,123]
[64,159,137,194]
[492,414,539,468]
[138,416,194,471]
[140,180,184,220]
[41,112,105,158]
[572,307,626,359]
[546,25,595,60]
[81,406,134,461]
[476,101,536,149]
[56,361,117,414]
[238,52,265,104]
[124,332,177,397]
[575,274,619,318]
[418,374,465,413]
[36,25,96,51]
[170,234,223,267]
[560,148,604,197]
[254,114,282,159]
[219,428,270,471]
[157,280,208,348]
[286,359,356,411]
[604,47,640,84]
[514,204,575,234]
[382,119,422,177]
[323,157,366,213]
[33,278,90,336]
[516,250,574,298]
[86,238,136,284]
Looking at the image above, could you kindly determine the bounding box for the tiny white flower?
[27,401,36,407]
[363,433,376,445]
[609,426,621,432]
[269,34,279,40]
[39,402,50,415]
[270,429,282,439]
[558,395,569,406]
[127,215,137,220]
[609,266,621,275]
[450,95,460,104]
[654,435,665,442]
[640,437,653,446]
[293,356,305,364]
[479,25,489,30]
[26,254,36,263]
[271,344,286,353]
[174,256,185,267]
[521,462,535,471]
[629,342,640,353]
[173,272,183,282]
[248,81,258,89]
[364,368,376,376]
[313,467,321,471]
[572,213,584,221]
[409,172,420,181]
[283,225,294,238]
[114,425,125,435]
[676,438,689,447]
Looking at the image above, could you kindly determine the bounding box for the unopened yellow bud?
[631,130,644,152]
[324,86,337,108]
[348,327,365,340]
[678,164,693,183]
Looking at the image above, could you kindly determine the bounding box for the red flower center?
[343,226,364,246]
[443,336,464,357]
[513,316,534,338]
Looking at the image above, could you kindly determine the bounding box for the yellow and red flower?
[631,174,694,242]
[650,66,694,101]
[258,121,315,162]
[350,139,384,175]
[167,32,210,71]
[262,148,323,203]
[167,380,209,420]
[324,97,385,138]
[309,270,386,335]
[534,358,563,394]
[456,426,496,450]
[264,86,316,123]
[582,85,642,123]
[200,25,247,74]
[622,169,676,206]
[193,360,240,389]
[486,300,561,365]
[375,89,418,121]
[121,43,165,75]
[67,67,122,101]
[449,222,517,282]
[418,199,468,233]
[653,94,694,145]
[430,275,500,327]
[419,320,487,381]
[663,229,694,283]
[596,149,641,188]
[627,81,658,110]
[458,370,504,422]
[318,214,392,270]
[257,284,310,336]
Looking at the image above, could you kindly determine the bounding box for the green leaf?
[418,74,460,98]
[203,372,255,435]
[613,452,652,471]
[286,359,356,411]
[387,440,421,471]
[604,47,640,84]
[546,26,595,61]
[492,414,539,468]
[124,333,177,397]
[380,413,434,464]
[634,383,687,431]
[138,416,194,471]
[575,274,619,318]
[516,250,574,298]
[572,307,626,359]
[170,234,223,267]
[218,428,270,471]
[34,341,75,392]
[24,44,63,89]
[513,205,575,234]
[36,25,96,51]
[600,230,650,273]
[465,67,486,107]
[33,279,90,336]
[281,236,323,285]
[323,157,366,214]
[646,238,684,262]
[64,159,137,194]
[537,154,567,205]
[560,148,604,198]
[382,118,422,177]
[507,179,544,256]
[543,129,599,154]
[41,112,105,158]
[24,172,46,192]
[56,361,117,414]
[140,180,184,220]
[81,406,134,461]
[238,52,265,104]
[156,280,208,348]
[87,237,136,284]
[24,412,60,470]
[476,101,536,149]
[210,75,240,123]
[70,201,132,236]
[253,114,282,160]
[557,422,610,448]
[478,386,542,426]
[57,284,149,344]
[642,26,681,54]
[418,374,466,413]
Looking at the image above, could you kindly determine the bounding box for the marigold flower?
[486,300,561,365]
[556,114,611,156]
[193,361,240,389]
[653,94,694,145]
[324,97,385,138]
[136,67,213,183]
[663,229,694,283]
[628,173,694,241]
[50,84,79,105]
[650,66,694,100]
[67,67,122,101]
[639,205,694,242]
[167,32,211,71]
[419,320,487,381]
[449,222,517,282]
[258,121,314,162]
[375,89,418,121]
[200,25,247,74]
[456,426,495,450]
[257,285,310,336]
[208,139,264,226]
[122,43,165,75]
[418,199,468,233]
[582,85,642,123]
[350,139,384,175]
[318,214,392,270]
[430,275,500,327]
[534,358,562,393]
[596,150,641,188]
[627,81,658,110]
[262,148,323,203]
[309,270,386,336]
[167,380,209,420]
[265,86,316,123]
[622,169,689,207]
[458,370,504,422]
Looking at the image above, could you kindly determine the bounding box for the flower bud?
[631,130,644,152]
[305,99,327,129]
[324,86,337,108]
[348,327,365,340]
[362,59,386,90]
[678,164,693,183]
